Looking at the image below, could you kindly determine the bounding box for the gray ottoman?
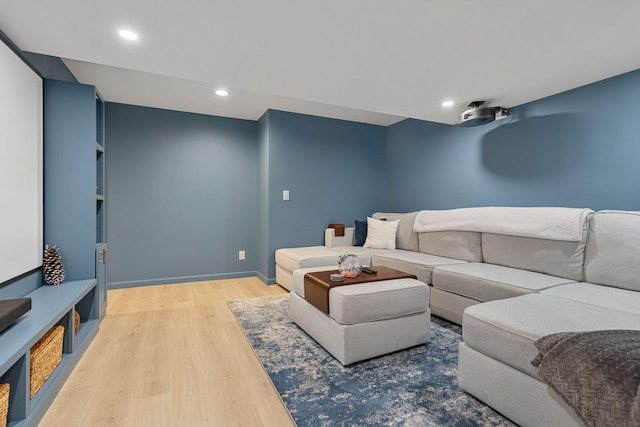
[289,267,431,365]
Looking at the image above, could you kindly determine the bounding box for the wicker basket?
[74,310,80,334]
[30,326,64,399]
[0,383,9,427]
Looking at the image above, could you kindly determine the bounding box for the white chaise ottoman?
[289,267,431,365]
[276,245,384,291]
[276,246,344,291]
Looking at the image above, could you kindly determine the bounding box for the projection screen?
[0,36,43,285]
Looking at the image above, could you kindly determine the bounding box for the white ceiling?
[1,1,639,126]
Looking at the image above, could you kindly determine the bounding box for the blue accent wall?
[105,106,386,287]
[261,110,387,281]
[104,67,640,288]
[105,103,259,288]
[386,69,640,212]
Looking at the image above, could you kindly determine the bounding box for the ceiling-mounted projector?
[458,101,509,127]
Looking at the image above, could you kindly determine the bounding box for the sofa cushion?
[354,220,368,246]
[418,230,483,262]
[329,278,429,325]
[462,294,640,380]
[275,246,344,273]
[363,217,399,250]
[481,228,588,281]
[433,263,574,303]
[372,250,466,284]
[584,210,640,291]
[541,282,640,315]
[373,212,419,252]
[277,245,384,274]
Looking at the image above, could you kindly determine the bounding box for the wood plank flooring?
[39,277,296,427]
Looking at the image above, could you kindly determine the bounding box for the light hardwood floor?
[39,277,296,427]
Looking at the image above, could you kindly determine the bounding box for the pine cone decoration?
[43,245,65,285]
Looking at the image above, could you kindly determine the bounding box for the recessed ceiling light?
[118,30,139,41]
[214,89,229,97]
[442,100,454,108]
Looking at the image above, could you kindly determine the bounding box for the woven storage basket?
[74,310,80,334]
[30,325,64,399]
[0,383,9,427]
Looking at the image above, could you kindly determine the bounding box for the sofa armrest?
[325,227,356,247]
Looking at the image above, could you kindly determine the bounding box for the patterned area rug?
[229,295,516,427]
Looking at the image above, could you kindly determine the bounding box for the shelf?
[0,279,99,427]
[95,95,104,147]
[73,319,98,346]
[96,149,104,196]
[0,280,96,374]
[95,94,105,246]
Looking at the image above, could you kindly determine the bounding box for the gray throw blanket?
[532,330,640,427]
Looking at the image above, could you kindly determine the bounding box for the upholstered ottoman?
[289,267,431,365]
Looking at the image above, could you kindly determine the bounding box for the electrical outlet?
[239,250,245,260]
[283,190,290,201]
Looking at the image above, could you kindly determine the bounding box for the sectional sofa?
[274,212,403,292]
[274,207,640,426]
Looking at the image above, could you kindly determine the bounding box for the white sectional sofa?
[276,208,594,325]
[458,210,640,426]
[274,207,640,426]
[275,212,411,291]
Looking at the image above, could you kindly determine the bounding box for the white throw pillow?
[363,217,400,250]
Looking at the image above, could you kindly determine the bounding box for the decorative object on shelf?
[0,383,8,427]
[30,325,64,399]
[338,254,362,278]
[43,245,65,285]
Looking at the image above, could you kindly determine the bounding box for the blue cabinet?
[43,79,107,318]
[95,92,107,319]
[96,244,107,319]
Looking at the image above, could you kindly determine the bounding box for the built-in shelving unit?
[0,79,107,426]
[95,92,107,319]
[96,94,105,245]
[0,280,99,426]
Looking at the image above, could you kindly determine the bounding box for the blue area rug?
[229,295,516,427]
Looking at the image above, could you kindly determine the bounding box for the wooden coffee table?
[303,266,417,314]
